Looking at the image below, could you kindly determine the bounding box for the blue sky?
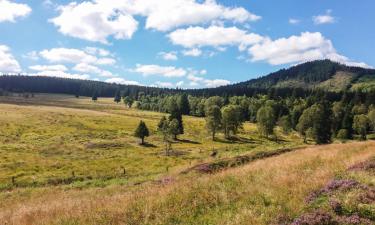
[0,0,374,88]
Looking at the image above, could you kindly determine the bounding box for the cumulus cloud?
[168,25,265,50]
[73,63,115,77]
[39,48,116,65]
[105,77,140,85]
[28,71,90,80]
[29,64,68,72]
[50,0,260,43]
[0,0,31,23]
[0,45,21,73]
[204,79,230,87]
[50,1,138,44]
[158,51,178,61]
[154,81,175,88]
[182,48,202,57]
[133,64,187,77]
[313,10,335,25]
[248,32,371,68]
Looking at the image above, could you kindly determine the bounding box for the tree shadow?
[214,136,255,144]
[141,142,157,148]
[177,139,201,144]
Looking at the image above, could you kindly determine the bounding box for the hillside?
[242,60,375,92]
[1,60,374,98]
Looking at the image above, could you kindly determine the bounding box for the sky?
[0,0,374,89]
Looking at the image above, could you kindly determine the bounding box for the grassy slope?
[0,141,373,225]
[0,94,303,190]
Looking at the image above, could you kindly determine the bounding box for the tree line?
[131,90,375,150]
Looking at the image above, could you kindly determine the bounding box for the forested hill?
[1,60,374,97]
[236,60,375,91]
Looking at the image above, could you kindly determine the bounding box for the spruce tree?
[313,102,332,144]
[178,93,190,115]
[134,121,149,145]
[169,101,184,137]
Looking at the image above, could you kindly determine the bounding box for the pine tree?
[313,102,332,144]
[169,101,183,137]
[178,93,190,115]
[134,121,149,145]
[114,90,121,103]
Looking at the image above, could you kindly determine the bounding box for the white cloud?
[313,10,335,25]
[182,48,202,57]
[73,63,115,77]
[28,71,90,80]
[23,51,39,60]
[0,0,31,23]
[168,25,265,50]
[154,81,174,88]
[84,47,111,57]
[29,64,68,72]
[248,32,371,68]
[105,77,140,85]
[50,0,260,42]
[158,51,178,61]
[50,1,138,44]
[133,64,187,77]
[204,79,230,87]
[176,81,184,87]
[39,48,116,65]
[289,18,300,24]
[0,45,21,73]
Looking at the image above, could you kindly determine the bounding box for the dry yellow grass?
[0,141,373,225]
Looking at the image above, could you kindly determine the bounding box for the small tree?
[158,118,173,156]
[257,106,276,138]
[124,96,134,108]
[92,91,98,101]
[205,105,222,140]
[158,116,167,130]
[353,114,370,140]
[368,108,375,131]
[169,101,184,137]
[168,119,180,140]
[134,121,149,145]
[221,105,243,139]
[114,91,121,103]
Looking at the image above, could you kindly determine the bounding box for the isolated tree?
[205,105,222,140]
[124,96,134,108]
[178,93,190,115]
[169,101,184,137]
[168,119,180,140]
[158,118,173,156]
[257,106,276,137]
[134,121,149,145]
[114,90,121,103]
[92,91,98,101]
[221,105,242,139]
[278,114,292,134]
[353,114,370,140]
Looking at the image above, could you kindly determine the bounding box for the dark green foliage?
[168,101,184,137]
[134,121,149,145]
[178,93,190,115]
[91,91,98,101]
[312,102,332,144]
[123,96,134,108]
[114,90,121,103]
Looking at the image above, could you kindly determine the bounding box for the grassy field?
[0,94,374,224]
[0,94,304,190]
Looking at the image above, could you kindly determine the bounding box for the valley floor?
[0,94,374,224]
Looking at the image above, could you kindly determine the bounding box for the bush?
[337,129,349,140]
